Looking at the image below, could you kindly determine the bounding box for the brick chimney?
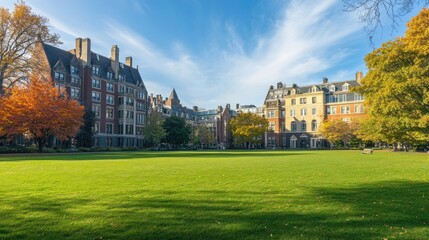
[356,71,364,84]
[75,38,82,58]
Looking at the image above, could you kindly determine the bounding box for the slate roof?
[42,42,145,88]
[42,43,75,72]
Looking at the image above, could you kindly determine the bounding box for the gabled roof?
[42,43,75,73]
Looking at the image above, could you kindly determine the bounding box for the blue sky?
[2,0,425,109]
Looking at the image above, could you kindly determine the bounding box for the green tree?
[143,112,165,148]
[355,8,429,146]
[75,108,95,148]
[0,2,60,94]
[162,116,191,148]
[192,124,216,149]
[229,112,268,148]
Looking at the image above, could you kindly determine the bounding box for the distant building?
[263,73,365,149]
[36,38,148,147]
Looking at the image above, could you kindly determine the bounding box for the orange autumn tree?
[0,74,84,152]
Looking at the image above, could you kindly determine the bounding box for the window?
[290,109,295,117]
[118,124,124,134]
[106,83,114,92]
[92,79,100,89]
[106,107,114,119]
[92,66,100,75]
[291,99,296,105]
[354,93,364,101]
[136,113,145,124]
[291,121,297,131]
[339,94,347,102]
[55,84,65,92]
[137,102,145,111]
[341,106,350,114]
[106,124,113,134]
[137,91,145,99]
[71,77,80,85]
[326,107,331,115]
[118,85,125,93]
[106,95,114,105]
[301,121,307,131]
[119,74,125,81]
[281,110,285,118]
[331,107,337,115]
[118,97,124,105]
[312,97,317,103]
[300,98,307,104]
[311,120,317,131]
[92,105,100,118]
[290,138,297,148]
[54,72,64,81]
[71,87,80,99]
[71,65,78,75]
[269,122,276,131]
[107,72,113,80]
[268,111,275,118]
[312,108,316,115]
[118,110,124,118]
[329,85,336,92]
[300,108,306,116]
[342,85,349,91]
[92,91,101,102]
[106,137,113,146]
[126,111,134,119]
[126,87,134,95]
[94,122,100,133]
[126,124,134,134]
[126,98,135,106]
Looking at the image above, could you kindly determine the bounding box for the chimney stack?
[75,38,82,58]
[111,45,119,76]
[356,71,364,84]
[125,56,133,68]
[81,38,91,66]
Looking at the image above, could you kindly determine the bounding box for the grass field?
[0,150,428,239]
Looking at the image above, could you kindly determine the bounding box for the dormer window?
[107,72,113,80]
[54,72,64,81]
[312,86,318,92]
[92,66,100,75]
[118,74,125,81]
[70,65,78,75]
[291,89,296,95]
[342,84,349,91]
[329,85,336,92]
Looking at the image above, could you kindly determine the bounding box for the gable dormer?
[329,84,336,92]
[53,60,66,82]
[311,85,319,92]
[342,82,350,91]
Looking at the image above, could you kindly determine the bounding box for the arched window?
[291,121,296,131]
[301,121,307,131]
[311,120,317,131]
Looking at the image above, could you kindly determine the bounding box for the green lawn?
[0,150,428,239]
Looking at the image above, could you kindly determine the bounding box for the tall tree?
[343,0,429,43]
[75,108,95,148]
[0,74,83,152]
[143,112,165,148]
[162,116,191,148]
[355,8,429,145]
[0,1,60,94]
[229,112,268,148]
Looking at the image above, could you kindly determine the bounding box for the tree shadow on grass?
[0,151,312,162]
[1,181,428,239]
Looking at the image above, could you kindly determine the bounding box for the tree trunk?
[37,138,45,153]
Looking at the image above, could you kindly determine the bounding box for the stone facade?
[263,73,365,149]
